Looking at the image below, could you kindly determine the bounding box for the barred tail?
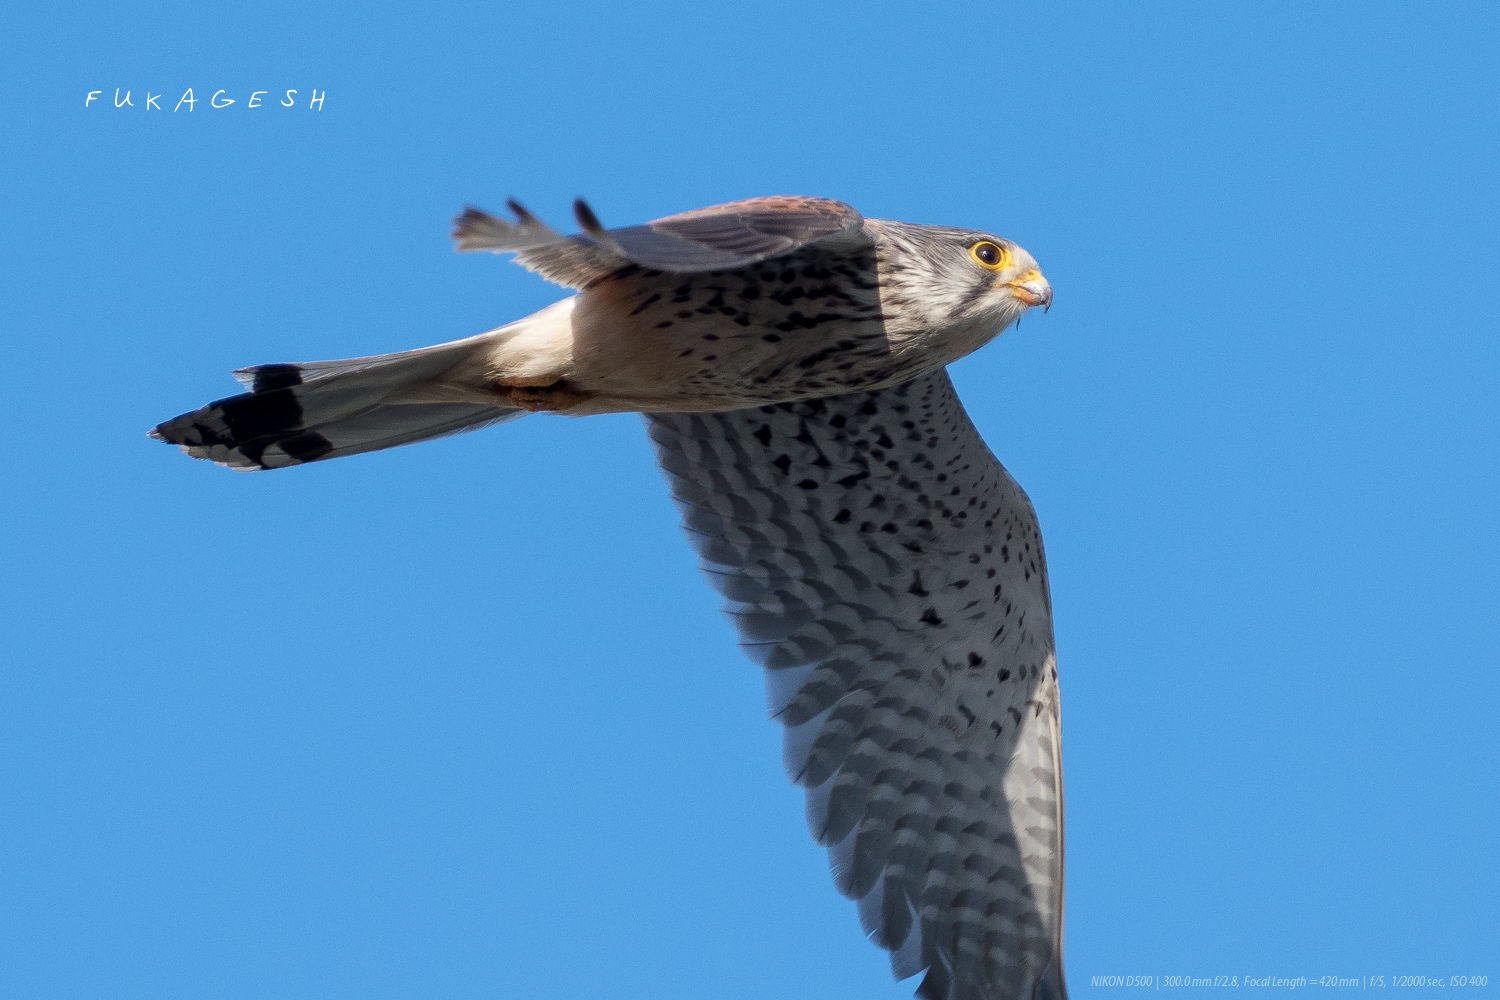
[150,335,523,470]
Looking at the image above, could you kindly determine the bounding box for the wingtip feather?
[452,200,565,254]
[572,197,629,256]
[506,198,540,225]
[572,198,604,235]
[450,205,501,252]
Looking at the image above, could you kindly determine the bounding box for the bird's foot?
[496,378,595,412]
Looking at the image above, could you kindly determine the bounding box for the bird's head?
[872,221,1052,342]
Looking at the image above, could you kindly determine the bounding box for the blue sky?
[4,4,1497,998]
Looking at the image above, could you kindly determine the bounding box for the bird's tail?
[150,331,526,470]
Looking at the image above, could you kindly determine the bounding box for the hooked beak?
[1005,269,1052,313]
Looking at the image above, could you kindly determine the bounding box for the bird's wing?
[646,372,1066,1000]
[453,196,868,288]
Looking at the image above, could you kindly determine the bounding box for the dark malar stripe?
[953,273,996,316]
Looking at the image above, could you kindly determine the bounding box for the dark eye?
[969,240,1011,270]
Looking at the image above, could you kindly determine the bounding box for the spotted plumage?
[649,372,1062,999]
[151,196,1061,1000]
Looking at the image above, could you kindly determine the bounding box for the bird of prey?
[152,196,1064,1000]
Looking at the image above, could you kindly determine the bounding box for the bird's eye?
[969,241,1011,271]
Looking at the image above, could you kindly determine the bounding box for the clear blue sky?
[4,4,1497,998]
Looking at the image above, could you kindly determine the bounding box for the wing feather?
[453,196,867,288]
[646,372,1067,1000]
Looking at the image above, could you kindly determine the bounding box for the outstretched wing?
[646,372,1066,1000]
[453,196,868,288]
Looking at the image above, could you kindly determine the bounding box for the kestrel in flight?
[152,196,1064,1000]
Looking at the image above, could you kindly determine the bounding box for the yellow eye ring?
[969,241,1011,271]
